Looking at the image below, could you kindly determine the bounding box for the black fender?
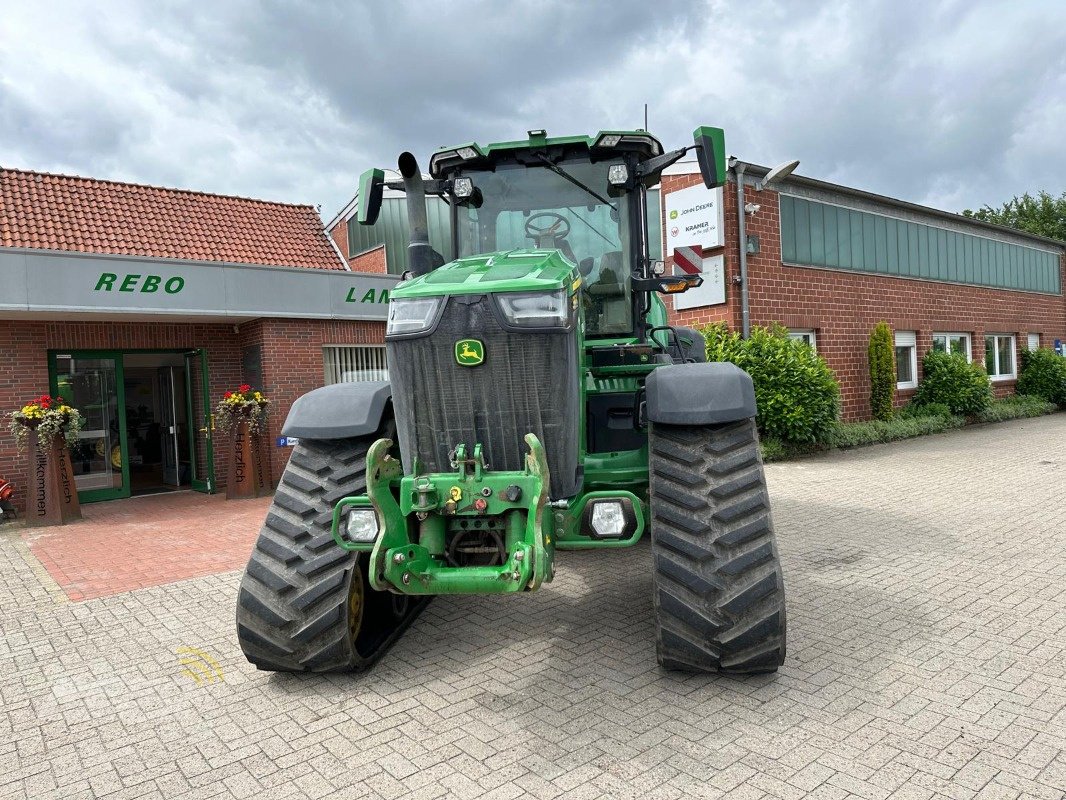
[645,362,756,426]
[281,381,392,440]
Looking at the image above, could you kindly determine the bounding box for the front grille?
[387,295,580,498]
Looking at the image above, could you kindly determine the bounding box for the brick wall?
[1,316,388,513]
[0,320,241,513]
[240,318,387,481]
[349,244,387,274]
[662,175,1066,420]
[330,221,349,261]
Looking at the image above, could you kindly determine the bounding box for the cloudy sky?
[2,0,1064,220]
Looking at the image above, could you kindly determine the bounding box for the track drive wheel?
[236,429,429,672]
[649,418,786,674]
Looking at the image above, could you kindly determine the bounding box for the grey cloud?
[1,0,1063,218]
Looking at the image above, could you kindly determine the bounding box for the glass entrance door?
[184,349,215,493]
[52,352,129,502]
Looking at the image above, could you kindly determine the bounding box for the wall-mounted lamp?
[746,235,760,255]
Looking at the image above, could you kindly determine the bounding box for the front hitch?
[331,434,554,595]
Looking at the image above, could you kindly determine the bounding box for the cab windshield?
[454,159,634,335]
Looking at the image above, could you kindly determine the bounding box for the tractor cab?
[359,127,727,343]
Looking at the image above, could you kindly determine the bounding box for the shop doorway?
[50,349,215,503]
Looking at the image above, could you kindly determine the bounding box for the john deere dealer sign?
[0,248,397,321]
[665,184,724,251]
[665,184,726,309]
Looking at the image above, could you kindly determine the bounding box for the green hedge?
[973,394,1057,423]
[868,322,895,421]
[702,323,840,443]
[912,351,993,415]
[1017,348,1066,406]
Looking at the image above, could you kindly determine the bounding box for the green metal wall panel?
[780,195,1061,294]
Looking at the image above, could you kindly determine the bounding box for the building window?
[895,331,917,390]
[323,346,388,384]
[1027,333,1041,351]
[931,332,971,361]
[787,329,817,351]
[984,334,1016,381]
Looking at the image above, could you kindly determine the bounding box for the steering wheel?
[524,212,572,247]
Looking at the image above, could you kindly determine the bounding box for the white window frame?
[1027,333,1041,351]
[787,329,817,352]
[984,333,1016,381]
[323,345,388,384]
[894,330,918,390]
[931,332,971,362]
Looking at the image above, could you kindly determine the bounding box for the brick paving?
[21,492,271,601]
[1,415,1064,799]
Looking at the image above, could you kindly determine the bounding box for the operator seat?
[554,237,579,268]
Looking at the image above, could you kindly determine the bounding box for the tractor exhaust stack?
[397,151,435,278]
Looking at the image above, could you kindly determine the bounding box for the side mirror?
[356,168,385,226]
[692,126,726,189]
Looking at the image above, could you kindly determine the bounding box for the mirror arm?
[634,146,692,185]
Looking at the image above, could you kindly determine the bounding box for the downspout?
[397,151,435,277]
[734,160,751,338]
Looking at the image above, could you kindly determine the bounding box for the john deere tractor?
[236,126,786,674]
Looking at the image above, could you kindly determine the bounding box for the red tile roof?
[0,168,346,270]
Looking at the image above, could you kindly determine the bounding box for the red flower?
[239,384,251,393]
[40,398,51,409]
[223,391,232,399]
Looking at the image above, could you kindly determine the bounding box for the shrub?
[898,401,954,420]
[825,414,965,449]
[973,394,1057,423]
[868,322,895,421]
[1017,348,1066,406]
[912,351,993,415]
[702,323,840,443]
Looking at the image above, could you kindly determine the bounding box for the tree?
[868,322,895,421]
[962,191,1066,243]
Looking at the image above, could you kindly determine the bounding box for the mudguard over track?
[236,433,429,672]
[649,418,786,674]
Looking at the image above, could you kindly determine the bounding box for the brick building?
[1,169,395,514]
[658,162,1066,418]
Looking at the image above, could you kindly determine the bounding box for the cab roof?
[429,130,665,177]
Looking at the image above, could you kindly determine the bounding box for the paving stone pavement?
[1,415,1064,800]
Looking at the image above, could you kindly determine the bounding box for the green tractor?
[236,126,786,675]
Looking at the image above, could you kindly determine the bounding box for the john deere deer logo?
[455,339,485,366]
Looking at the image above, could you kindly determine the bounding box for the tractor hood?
[390,249,579,299]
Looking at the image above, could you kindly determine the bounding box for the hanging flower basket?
[9,395,85,452]
[217,385,272,499]
[8,395,83,526]
[214,384,269,436]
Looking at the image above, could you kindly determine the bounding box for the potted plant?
[8,395,85,526]
[215,385,272,499]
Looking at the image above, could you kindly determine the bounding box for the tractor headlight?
[493,289,569,329]
[453,177,474,198]
[345,508,379,543]
[608,164,629,185]
[386,296,444,336]
[582,497,638,540]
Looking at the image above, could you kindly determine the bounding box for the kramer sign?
[0,249,398,321]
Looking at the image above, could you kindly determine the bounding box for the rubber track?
[649,418,786,674]
[236,435,428,672]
